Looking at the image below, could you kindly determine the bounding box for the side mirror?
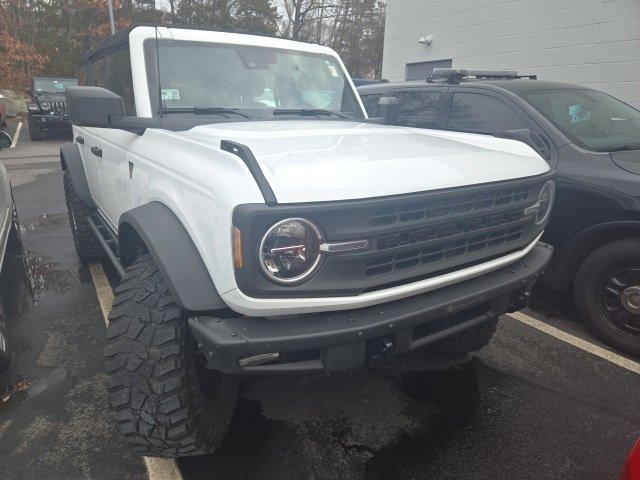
[66,86,159,134]
[378,96,400,125]
[66,86,125,128]
[0,131,13,150]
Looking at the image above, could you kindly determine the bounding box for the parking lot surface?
[1,119,639,480]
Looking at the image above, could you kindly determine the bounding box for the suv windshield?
[521,89,640,152]
[146,40,363,119]
[34,78,78,94]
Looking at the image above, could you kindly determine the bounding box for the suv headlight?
[535,180,555,225]
[39,101,51,111]
[259,218,323,284]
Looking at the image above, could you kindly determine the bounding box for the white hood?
[183,120,550,204]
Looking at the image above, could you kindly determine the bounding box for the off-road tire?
[28,117,43,141]
[574,239,640,356]
[105,254,239,457]
[63,171,103,262]
[427,316,499,358]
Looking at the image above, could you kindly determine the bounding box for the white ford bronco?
[63,26,554,457]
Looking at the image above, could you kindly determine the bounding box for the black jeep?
[26,77,78,141]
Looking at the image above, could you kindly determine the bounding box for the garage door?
[405,59,453,81]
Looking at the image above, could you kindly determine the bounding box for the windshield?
[521,89,640,151]
[146,40,363,119]
[33,78,78,94]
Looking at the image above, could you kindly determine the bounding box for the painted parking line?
[508,311,640,375]
[10,122,22,148]
[88,262,184,480]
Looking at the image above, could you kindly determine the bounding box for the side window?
[360,93,383,117]
[447,92,527,134]
[91,49,136,115]
[395,91,442,128]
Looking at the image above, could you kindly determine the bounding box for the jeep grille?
[51,100,66,114]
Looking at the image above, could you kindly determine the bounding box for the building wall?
[382,0,640,108]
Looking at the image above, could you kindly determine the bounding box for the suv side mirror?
[66,86,125,128]
[378,96,400,125]
[66,86,159,135]
[0,131,13,150]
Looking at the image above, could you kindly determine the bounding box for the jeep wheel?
[105,254,239,457]
[28,118,44,141]
[63,171,103,262]
[427,316,499,359]
[574,239,640,356]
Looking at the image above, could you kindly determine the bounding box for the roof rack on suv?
[426,68,537,84]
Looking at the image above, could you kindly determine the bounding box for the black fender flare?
[60,144,94,208]
[554,220,640,282]
[118,202,227,312]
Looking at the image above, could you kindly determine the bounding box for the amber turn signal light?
[232,226,243,270]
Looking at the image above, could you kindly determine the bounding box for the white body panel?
[77,26,551,316]
[182,120,549,203]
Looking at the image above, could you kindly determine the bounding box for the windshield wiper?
[160,107,249,119]
[273,108,350,119]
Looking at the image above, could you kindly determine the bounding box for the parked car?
[359,69,640,356]
[26,77,78,141]
[0,94,7,130]
[65,27,553,457]
[0,131,24,369]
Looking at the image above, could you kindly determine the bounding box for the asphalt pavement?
[0,118,638,480]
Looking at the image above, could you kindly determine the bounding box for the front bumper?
[30,114,71,131]
[190,242,552,375]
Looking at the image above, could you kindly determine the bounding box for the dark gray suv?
[359,70,640,356]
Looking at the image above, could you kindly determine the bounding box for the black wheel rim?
[595,265,640,337]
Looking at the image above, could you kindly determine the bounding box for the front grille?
[233,173,552,298]
[367,225,524,277]
[369,184,530,227]
[51,100,66,114]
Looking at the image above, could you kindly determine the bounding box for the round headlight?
[259,218,323,284]
[536,180,555,225]
[40,101,51,111]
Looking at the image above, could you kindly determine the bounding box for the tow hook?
[370,337,395,363]
[508,288,530,311]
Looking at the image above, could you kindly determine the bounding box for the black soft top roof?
[79,24,292,66]
[80,26,136,65]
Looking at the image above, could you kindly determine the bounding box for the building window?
[405,59,452,81]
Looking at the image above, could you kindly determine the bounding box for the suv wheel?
[63,171,103,262]
[105,254,239,457]
[574,239,640,356]
[28,117,43,141]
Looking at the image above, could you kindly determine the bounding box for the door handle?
[75,136,84,144]
[90,146,102,157]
